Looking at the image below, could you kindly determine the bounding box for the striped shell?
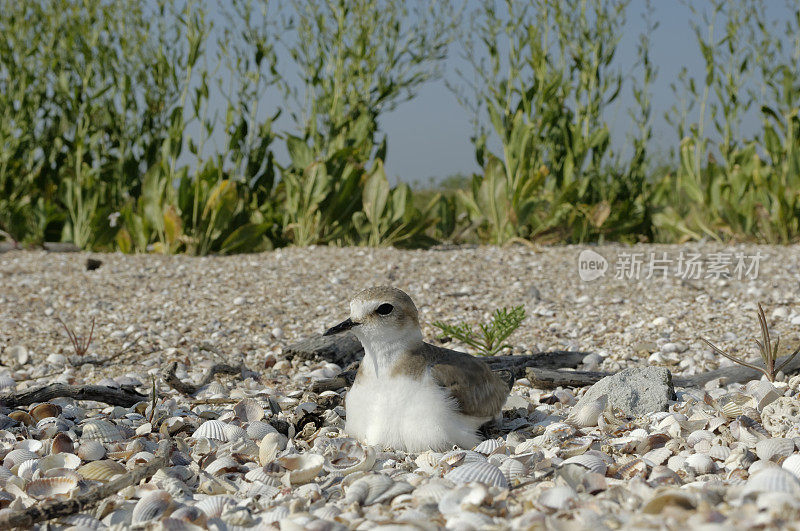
[684,453,715,475]
[4,448,39,469]
[195,495,236,518]
[192,420,229,442]
[132,490,173,524]
[444,460,509,489]
[497,458,527,483]
[246,421,277,441]
[232,398,265,423]
[743,468,800,496]
[344,474,414,506]
[77,440,106,461]
[320,438,376,476]
[39,452,81,471]
[77,459,127,481]
[782,454,800,479]
[567,394,607,428]
[26,476,79,499]
[561,453,608,475]
[81,419,122,443]
[539,485,577,511]
[473,438,505,455]
[755,438,795,461]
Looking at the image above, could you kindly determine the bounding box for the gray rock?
[284,331,364,367]
[574,366,675,417]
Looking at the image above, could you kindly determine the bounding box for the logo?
[578,249,608,281]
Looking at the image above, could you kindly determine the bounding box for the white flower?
[108,212,121,228]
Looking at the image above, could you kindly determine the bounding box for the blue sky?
[200,1,792,184]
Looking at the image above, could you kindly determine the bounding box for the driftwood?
[0,439,173,528]
[161,361,245,396]
[0,383,148,408]
[525,367,610,389]
[673,352,800,387]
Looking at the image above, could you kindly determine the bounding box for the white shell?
[344,474,413,505]
[743,468,800,496]
[708,445,731,461]
[132,490,173,524]
[77,440,107,461]
[192,420,229,441]
[755,438,795,461]
[686,430,714,447]
[473,438,504,455]
[497,458,527,483]
[684,453,715,475]
[233,398,265,422]
[539,485,577,511]
[567,394,607,428]
[643,447,672,466]
[195,495,236,518]
[444,460,509,489]
[4,448,39,469]
[746,380,780,411]
[320,438,376,476]
[782,454,800,479]
[204,456,242,476]
[246,421,277,441]
[259,432,288,466]
[26,476,79,499]
[39,452,81,471]
[81,419,122,443]
[561,454,608,475]
[277,453,324,485]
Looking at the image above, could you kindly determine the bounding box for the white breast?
[344,372,484,452]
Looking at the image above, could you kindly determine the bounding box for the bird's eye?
[376,303,394,315]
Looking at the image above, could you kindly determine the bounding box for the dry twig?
[0,383,148,408]
[56,317,95,358]
[161,361,246,396]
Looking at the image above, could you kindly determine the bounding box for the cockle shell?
[498,458,528,484]
[232,398,264,423]
[444,460,509,489]
[561,454,608,475]
[643,447,672,466]
[320,438,376,476]
[204,456,242,476]
[192,420,229,441]
[246,421,277,441]
[26,477,79,499]
[195,495,236,518]
[743,468,800,497]
[77,440,106,461]
[782,454,800,479]
[30,403,62,422]
[9,410,35,426]
[746,380,780,411]
[81,419,122,443]
[344,474,414,506]
[50,432,75,455]
[684,453,715,475]
[77,459,127,481]
[755,438,795,461]
[539,485,577,511]
[276,453,324,485]
[4,448,39,469]
[438,484,488,515]
[567,395,608,428]
[39,452,81,471]
[131,490,173,524]
[258,432,288,466]
[473,438,505,455]
[641,489,696,514]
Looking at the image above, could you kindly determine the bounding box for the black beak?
[324,318,358,336]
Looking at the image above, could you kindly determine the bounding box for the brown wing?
[423,343,511,419]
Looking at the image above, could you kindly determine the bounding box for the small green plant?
[701,303,800,382]
[433,306,526,356]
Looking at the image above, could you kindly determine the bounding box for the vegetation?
[1,0,800,252]
[433,306,526,356]
[702,304,800,382]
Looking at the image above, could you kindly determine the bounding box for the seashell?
[246,481,281,498]
[755,438,795,461]
[77,459,127,481]
[204,456,242,476]
[9,410,35,426]
[648,465,683,487]
[232,398,264,423]
[708,445,731,461]
[611,458,647,479]
[223,423,246,442]
[684,453,715,475]
[560,436,594,458]
[39,452,81,471]
[749,459,779,475]
[538,485,577,511]
[4,448,39,469]
[276,453,324,485]
[50,432,75,455]
[498,458,527,484]
[345,474,414,505]
[567,395,607,427]
[195,495,236,519]
[561,454,608,475]
[128,451,156,466]
[81,419,122,443]
[258,432,288,466]
[643,447,671,466]
[746,380,780,411]
[783,454,800,479]
[444,460,508,489]
[37,417,72,438]
[14,438,44,453]
[17,458,39,480]
[743,468,800,497]
[0,375,16,391]
[26,476,79,499]
[171,505,208,526]
[321,438,376,476]
[544,422,576,440]
[132,490,173,524]
[641,489,696,514]
[721,400,744,419]
[686,430,714,447]
[473,438,504,455]
[246,421,277,441]
[439,449,486,469]
[413,480,453,504]
[192,420,229,441]
[30,403,61,422]
[260,505,291,524]
[77,440,106,461]
[439,484,488,515]
[59,513,106,529]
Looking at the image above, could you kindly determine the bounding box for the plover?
[324,286,511,452]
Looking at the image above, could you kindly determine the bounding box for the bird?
[324,286,511,452]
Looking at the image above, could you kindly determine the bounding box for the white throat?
[354,324,423,378]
